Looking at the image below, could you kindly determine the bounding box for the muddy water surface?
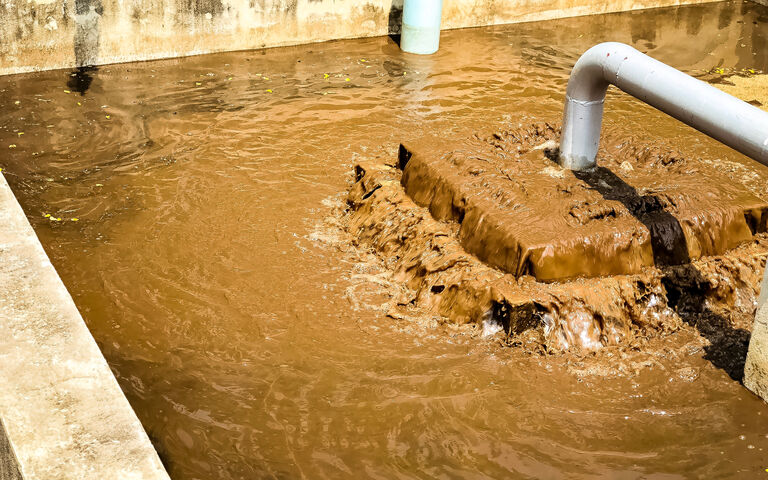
[3,1,768,478]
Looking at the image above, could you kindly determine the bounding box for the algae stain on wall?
[74,0,103,66]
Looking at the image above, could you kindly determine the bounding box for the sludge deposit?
[343,123,768,360]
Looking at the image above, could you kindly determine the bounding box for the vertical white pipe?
[400,0,443,55]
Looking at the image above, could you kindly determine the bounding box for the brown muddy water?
[3,1,768,478]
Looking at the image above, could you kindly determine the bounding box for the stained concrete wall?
[745,264,768,401]
[0,172,169,480]
[1,0,723,76]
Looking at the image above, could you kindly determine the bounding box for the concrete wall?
[1,0,722,76]
[745,264,768,402]
[0,172,169,480]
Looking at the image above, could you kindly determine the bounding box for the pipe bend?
[564,42,636,102]
[558,42,768,171]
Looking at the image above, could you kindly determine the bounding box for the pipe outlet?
[559,42,768,171]
[400,0,443,55]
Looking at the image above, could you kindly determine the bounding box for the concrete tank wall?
[1,0,721,76]
[0,172,170,479]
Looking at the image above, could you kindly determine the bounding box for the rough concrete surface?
[0,174,169,479]
[745,265,768,400]
[1,0,722,75]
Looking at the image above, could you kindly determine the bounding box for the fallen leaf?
[266,89,273,93]
[8,144,16,148]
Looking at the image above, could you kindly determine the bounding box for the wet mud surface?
[343,126,768,354]
[398,125,767,281]
[3,1,768,478]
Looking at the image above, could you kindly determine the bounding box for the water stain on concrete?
[74,0,103,67]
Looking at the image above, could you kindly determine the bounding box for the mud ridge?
[342,123,768,355]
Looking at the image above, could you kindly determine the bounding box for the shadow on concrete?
[388,0,403,46]
[573,165,749,380]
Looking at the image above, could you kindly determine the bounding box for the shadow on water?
[574,166,750,381]
[388,0,403,46]
[67,66,97,95]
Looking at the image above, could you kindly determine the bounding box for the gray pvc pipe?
[559,42,768,171]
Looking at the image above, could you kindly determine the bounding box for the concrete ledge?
[0,175,169,479]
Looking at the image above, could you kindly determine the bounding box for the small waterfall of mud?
[341,123,768,357]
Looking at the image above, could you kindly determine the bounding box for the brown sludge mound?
[343,123,768,354]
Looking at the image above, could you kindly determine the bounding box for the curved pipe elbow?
[558,42,768,171]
